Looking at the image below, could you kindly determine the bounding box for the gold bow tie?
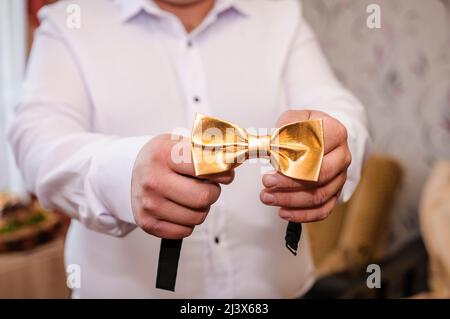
[191,113,324,182]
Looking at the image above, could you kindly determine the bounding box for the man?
[9,0,369,298]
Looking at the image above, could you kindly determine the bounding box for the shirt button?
[214,236,220,244]
[193,96,200,103]
[187,40,193,47]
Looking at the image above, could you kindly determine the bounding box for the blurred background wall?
[302,0,450,249]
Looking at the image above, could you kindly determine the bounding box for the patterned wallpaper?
[302,0,450,248]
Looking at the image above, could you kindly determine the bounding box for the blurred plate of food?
[0,193,62,253]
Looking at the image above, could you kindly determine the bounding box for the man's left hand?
[260,110,352,223]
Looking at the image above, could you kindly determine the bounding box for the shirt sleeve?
[283,3,370,202]
[8,10,150,237]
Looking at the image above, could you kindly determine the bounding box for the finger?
[138,214,194,239]
[166,138,235,185]
[321,116,348,154]
[141,196,209,227]
[143,169,221,210]
[166,137,196,176]
[277,110,313,127]
[260,172,346,208]
[262,146,351,189]
[262,171,316,190]
[197,170,235,185]
[278,195,338,223]
[317,145,351,185]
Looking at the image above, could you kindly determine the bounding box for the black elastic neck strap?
[156,238,183,291]
[285,221,302,256]
[156,222,301,291]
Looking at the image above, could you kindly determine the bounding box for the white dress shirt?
[9,0,369,298]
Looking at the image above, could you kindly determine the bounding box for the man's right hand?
[131,134,234,239]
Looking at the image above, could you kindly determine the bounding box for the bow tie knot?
[248,134,271,158]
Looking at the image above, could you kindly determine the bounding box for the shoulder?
[238,0,302,21]
[236,0,303,37]
[235,0,303,46]
[37,0,122,31]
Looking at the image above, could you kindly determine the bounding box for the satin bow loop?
[191,113,324,182]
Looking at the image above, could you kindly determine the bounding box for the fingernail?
[279,210,293,219]
[262,192,276,205]
[263,174,278,188]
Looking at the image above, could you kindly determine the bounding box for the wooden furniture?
[0,236,69,298]
[306,155,404,277]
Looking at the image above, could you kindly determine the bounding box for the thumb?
[277,110,313,127]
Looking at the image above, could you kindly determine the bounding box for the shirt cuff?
[89,136,151,225]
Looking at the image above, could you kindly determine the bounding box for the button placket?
[180,33,232,298]
[184,39,210,117]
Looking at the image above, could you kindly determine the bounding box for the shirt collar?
[112,0,251,23]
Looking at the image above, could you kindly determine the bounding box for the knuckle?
[138,217,160,235]
[281,110,295,120]
[293,216,305,223]
[278,110,298,126]
[149,145,164,162]
[290,179,303,188]
[194,189,212,209]
[312,188,328,206]
[136,216,146,230]
[180,227,194,238]
[341,172,348,185]
[280,208,302,223]
[222,178,232,185]
[288,213,302,223]
[318,205,332,221]
[283,193,295,207]
[345,150,352,167]
[141,197,157,212]
[221,173,235,185]
[153,143,171,164]
[146,219,163,235]
[339,123,348,142]
[319,164,331,184]
[201,188,213,206]
[142,175,159,191]
[317,211,328,221]
[200,210,209,222]
[198,185,220,207]
[192,211,208,225]
[273,193,283,205]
